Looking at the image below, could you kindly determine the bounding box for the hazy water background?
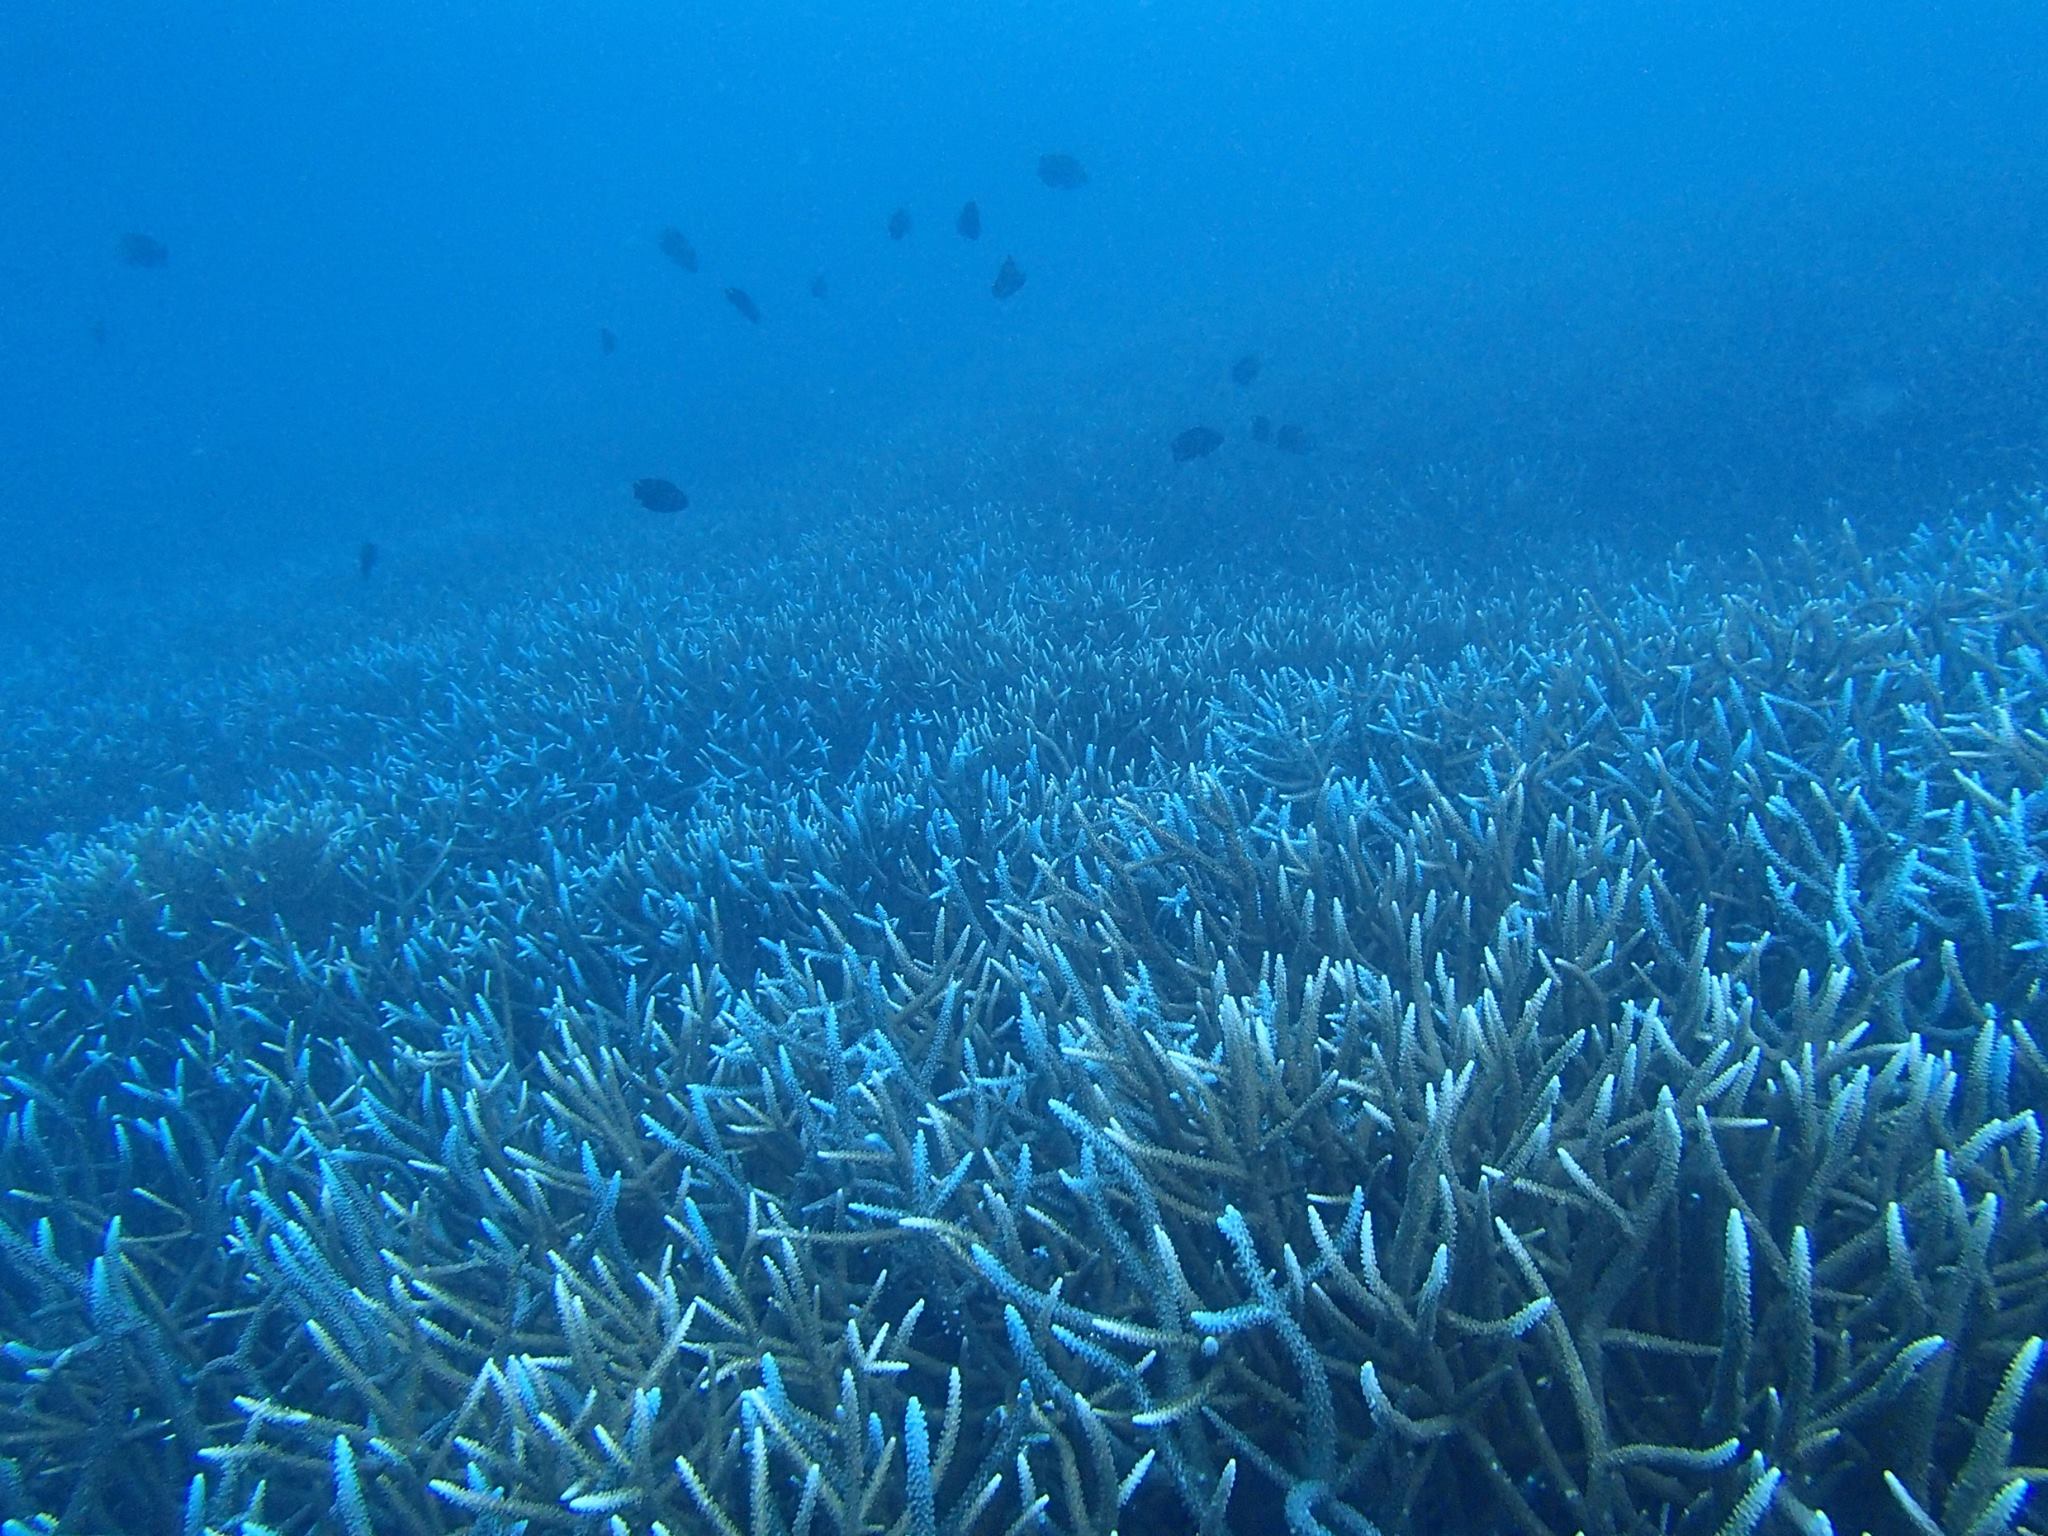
[3,0,2043,657]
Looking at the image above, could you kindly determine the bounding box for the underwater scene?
[3,2,2048,1533]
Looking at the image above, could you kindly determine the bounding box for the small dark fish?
[599,327,617,355]
[991,255,1026,300]
[956,200,981,239]
[1231,353,1260,387]
[90,319,108,346]
[119,232,168,268]
[1171,426,1223,462]
[1251,414,1273,443]
[725,287,761,323]
[357,541,380,580]
[1037,153,1088,189]
[810,273,829,299]
[632,478,689,513]
[888,207,912,240]
[1274,423,1311,454]
[658,227,698,272]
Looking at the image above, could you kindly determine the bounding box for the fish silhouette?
[632,478,689,513]
[956,201,981,239]
[1231,353,1260,387]
[658,228,698,272]
[1037,153,1087,189]
[888,207,912,240]
[725,287,761,324]
[991,256,1026,300]
[1171,426,1223,462]
[119,232,169,268]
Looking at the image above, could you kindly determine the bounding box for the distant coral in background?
[1,489,2045,1536]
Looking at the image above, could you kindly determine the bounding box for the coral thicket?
[1,489,2043,1535]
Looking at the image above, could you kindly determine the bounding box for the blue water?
[1,4,2045,1534]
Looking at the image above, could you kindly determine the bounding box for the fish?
[1231,353,1260,386]
[1250,415,1272,443]
[1171,426,1223,461]
[658,227,698,272]
[1274,423,1311,454]
[599,327,617,355]
[119,232,168,268]
[632,478,689,513]
[956,201,981,239]
[725,287,761,323]
[1037,153,1088,189]
[358,541,380,579]
[991,255,1026,300]
[888,207,912,240]
[810,273,829,299]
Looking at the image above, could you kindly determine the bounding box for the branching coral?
[2,496,2046,1534]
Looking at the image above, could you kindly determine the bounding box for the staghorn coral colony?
[1,487,2045,1536]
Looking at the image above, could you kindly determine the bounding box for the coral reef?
[1,490,2045,1535]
